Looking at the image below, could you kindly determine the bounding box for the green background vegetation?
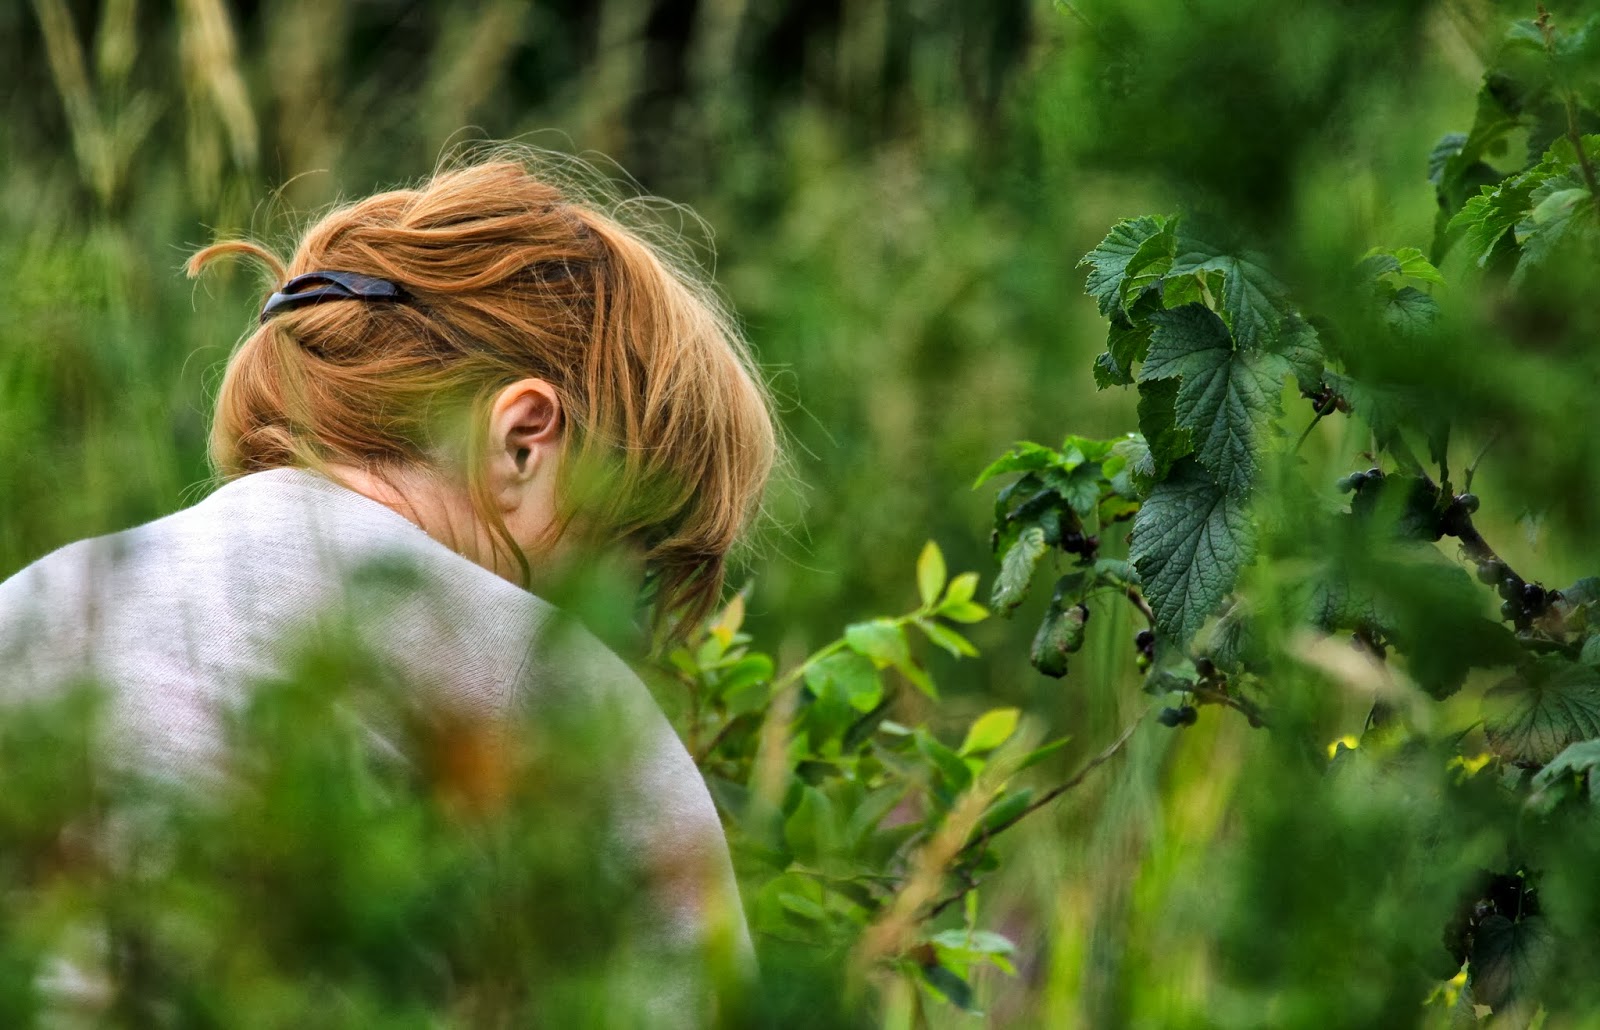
[4,0,1600,1025]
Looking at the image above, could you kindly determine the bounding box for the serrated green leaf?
[917,541,947,607]
[1483,658,1600,767]
[1384,286,1440,336]
[1116,221,1177,310]
[1080,215,1170,316]
[991,526,1047,614]
[973,441,1065,488]
[1140,304,1288,498]
[1130,460,1255,643]
[1449,185,1532,267]
[1167,236,1291,350]
[1096,312,1152,389]
[960,708,1020,755]
[1272,313,1323,390]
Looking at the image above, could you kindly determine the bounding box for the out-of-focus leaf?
[1484,658,1600,767]
[1469,915,1552,1012]
[959,708,1020,756]
[916,541,947,607]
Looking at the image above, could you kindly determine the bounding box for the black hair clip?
[259,270,408,323]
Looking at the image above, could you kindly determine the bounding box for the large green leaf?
[1469,915,1551,1012]
[1166,235,1292,350]
[1139,304,1288,498]
[1483,658,1600,767]
[1080,215,1170,316]
[1129,460,1255,642]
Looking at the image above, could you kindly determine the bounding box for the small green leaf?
[973,442,1065,488]
[1483,658,1600,767]
[1015,737,1071,772]
[917,541,947,608]
[1384,287,1440,336]
[845,619,911,670]
[1166,235,1292,351]
[917,731,974,792]
[1080,215,1171,316]
[939,601,989,624]
[919,964,978,1011]
[915,618,979,658]
[804,650,883,712]
[960,708,1020,755]
[991,525,1048,614]
[940,572,979,609]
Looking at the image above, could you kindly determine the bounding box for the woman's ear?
[487,378,563,509]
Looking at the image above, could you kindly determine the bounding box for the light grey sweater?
[0,468,749,1013]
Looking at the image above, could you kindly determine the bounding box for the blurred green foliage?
[4,0,1600,1025]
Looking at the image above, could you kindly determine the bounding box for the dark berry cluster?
[1157,704,1198,727]
[1335,466,1384,494]
[1133,627,1155,671]
[1479,558,1554,628]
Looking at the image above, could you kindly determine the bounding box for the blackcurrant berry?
[1498,577,1522,601]
[1195,657,1216,679]
[1134,629,1155,650]
[1158,707,1183,727]
[1477,560,1506,585]
[1365,467,1383,480]
[1337,475,1359,494]
[1522,583,1546,612]
[1135,653,1151,671]
[1456,493,1480,515]
[1178,705,1198,726]
[1500,599,1519,621]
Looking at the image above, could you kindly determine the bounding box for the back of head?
[189,154,777,635]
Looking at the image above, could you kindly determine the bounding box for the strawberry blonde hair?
[187,153,777,635]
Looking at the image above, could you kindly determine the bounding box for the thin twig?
[1125,588,1156,626]
[1463,428,1503,493]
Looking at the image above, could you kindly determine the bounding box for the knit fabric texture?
[0,467,750,1015]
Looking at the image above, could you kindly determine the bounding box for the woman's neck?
[322,461,512,581]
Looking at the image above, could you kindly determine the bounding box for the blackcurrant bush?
[1157,707,1183,727]
[1477,559,1506,585]
[1178,705,1198,726]
[1456,493,1480,515]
